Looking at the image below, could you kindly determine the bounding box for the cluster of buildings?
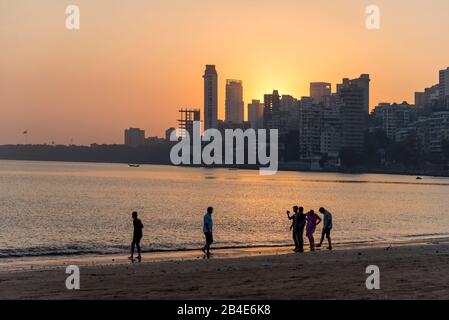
[193,65,372,168]
[124,65,449,168]
[372,67,449,155]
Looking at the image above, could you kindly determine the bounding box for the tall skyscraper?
[337,79,367,153]
[263,90,281,130]
[225,79,244,124]
[439,67,449,100]
[248,100,264,129]
[310,82,331,103]
[203,65,218,131]
[298,97,322,159]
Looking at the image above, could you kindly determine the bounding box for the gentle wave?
[0,243,296,259]
[0,240,402,259]
[3,235,449,259]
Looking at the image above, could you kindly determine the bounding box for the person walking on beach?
[202,207,214,258]
[305,210,321,252]
[317,207,333,250]
[129,211,144,262]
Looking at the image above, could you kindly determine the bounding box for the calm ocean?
[1,160,449,259]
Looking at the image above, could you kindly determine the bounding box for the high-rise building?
[280,95,299,130]
[203,65,218,131]
[310,82,331,104]
[263,90,281,130]
[337,74,370,114]
[297,93,341,161]
[225,80,244,124]
[124,128,146,147]
[321,95,341,157]
[439,67,449,100]
[337,77,369,153]
[248,100,264,130]
[298,97,322,160]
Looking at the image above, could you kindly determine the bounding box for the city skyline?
[2,0,449,145]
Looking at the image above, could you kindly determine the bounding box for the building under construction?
[178,108,201,138]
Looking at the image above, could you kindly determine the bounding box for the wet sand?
[1,242,449,300]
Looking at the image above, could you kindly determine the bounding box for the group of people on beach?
[127,205,333,261]
[287,207,333,253]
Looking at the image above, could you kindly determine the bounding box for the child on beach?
[305,210,321,251]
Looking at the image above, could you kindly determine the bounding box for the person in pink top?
[306,210,322,251]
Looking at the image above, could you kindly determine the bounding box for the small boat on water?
[416,177,423,180]
[128,164,140,168]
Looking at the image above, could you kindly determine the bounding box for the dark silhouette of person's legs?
[293,231,299,250]
[130,236,142,261]
[308,235,315,251]
[130,240,136,259]
[326,231,332,250]
[203,243,209,254]
[136,239,141,256]
[298,229,304,252]
[203,232,213,258]
[318,230,326,247]
[318,230,332,250]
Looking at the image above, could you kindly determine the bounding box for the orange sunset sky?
[1,0,449,145]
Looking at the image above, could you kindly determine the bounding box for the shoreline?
[1,236,448,273]
[1,158,448,179]
[1,240,449,299]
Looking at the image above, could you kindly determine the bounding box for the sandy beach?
[1,241,449,300]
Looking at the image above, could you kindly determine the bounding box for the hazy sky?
[1,0,449,145]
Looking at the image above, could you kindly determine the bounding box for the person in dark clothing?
[287,206,300,251]
[129,211,144,262]
[295,207,307,253]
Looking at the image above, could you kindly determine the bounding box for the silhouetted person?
[305,210,321,252]
[129,211,144,262]
[287,206,300,251]
[296,207,306,253]
[202,207,214,258]
[317,207,333,250]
